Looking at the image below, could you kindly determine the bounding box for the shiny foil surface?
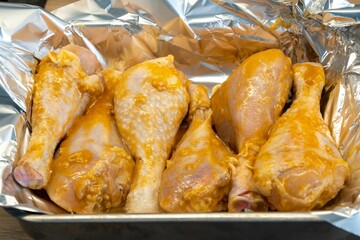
[0,0,359,236]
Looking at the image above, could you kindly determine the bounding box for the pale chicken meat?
[46,69,134,213]
[186,83,212,123]
[14,45,103,189]
[159,84,237,212]
[210,49,293,211]
[173,83,213,146]
[114,56,190,213]
[254,63,350,211]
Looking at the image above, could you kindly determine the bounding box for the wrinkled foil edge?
[0,0,359,236]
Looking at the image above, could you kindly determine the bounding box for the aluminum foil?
[0,0,359,236]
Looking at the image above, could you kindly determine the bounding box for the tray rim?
[3,206,326,223]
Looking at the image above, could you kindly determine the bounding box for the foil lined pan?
[0,0,359,237]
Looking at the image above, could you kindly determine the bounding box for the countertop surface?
[0,208,31,240]
[0,1,76,239]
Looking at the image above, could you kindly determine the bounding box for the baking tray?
[4,208,359,240]
[1,0,360,239]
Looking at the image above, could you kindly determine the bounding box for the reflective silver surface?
[0,0,359,237]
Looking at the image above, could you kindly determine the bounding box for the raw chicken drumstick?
[254,63,349,211]
[114,56,190,213]
[46,69,134,213]
[159,84,237,212]
[210,49,293,211]
[14,45,103,189]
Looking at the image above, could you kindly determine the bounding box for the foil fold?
[0,0,360,237]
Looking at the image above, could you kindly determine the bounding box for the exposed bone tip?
[229,192,268,212]
[13,164,45,189]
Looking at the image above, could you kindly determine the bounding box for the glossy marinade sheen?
[254,63,349,211]
[159,84,237,212]
[114,56,190,213]
[14,45,103,189]
[46,69,135,213]
[210,49,293,212]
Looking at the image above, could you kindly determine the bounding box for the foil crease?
[0,0,359,236]
[297,0,360,27]
[294,4,360,209]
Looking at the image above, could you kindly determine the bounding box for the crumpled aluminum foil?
[0,0,359,236]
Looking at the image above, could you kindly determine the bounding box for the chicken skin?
[210,49,293,211]
[46,69,135,213]
[14,45,103,189]
[254,63,349,211]
[114,56,190,213]
[159,84,237,212]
